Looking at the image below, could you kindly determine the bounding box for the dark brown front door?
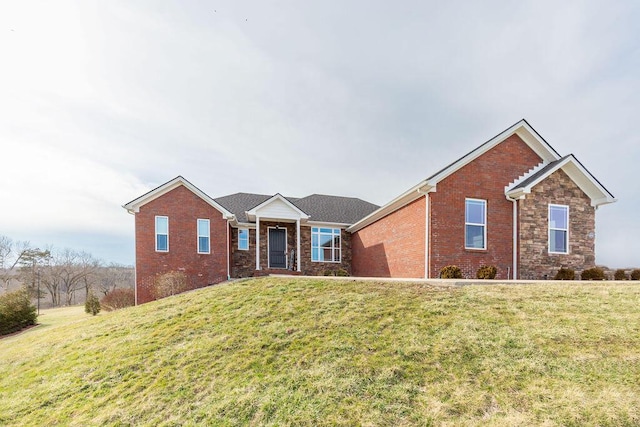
[269,228,286,268]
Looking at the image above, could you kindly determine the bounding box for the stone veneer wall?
[230,226,256,278]
[519,169,596,279]
[299,226,352,276]
[229,223,352,277]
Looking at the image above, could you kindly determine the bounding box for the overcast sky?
[1,1,638,268]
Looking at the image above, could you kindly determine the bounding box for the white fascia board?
[306,221,351,229]
[347,181,434,233]
[505,156,616,207]
[231,222,257,229]
[122,176,235,219]
[429,120,560,186]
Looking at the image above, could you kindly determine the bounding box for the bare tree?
[55,249,100,306]
[96,263,135,296]
[0,236,30,292]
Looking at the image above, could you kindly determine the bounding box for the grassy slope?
[1,278,639,426]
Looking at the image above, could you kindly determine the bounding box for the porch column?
[256,216,260,270]
[296,219,301,272]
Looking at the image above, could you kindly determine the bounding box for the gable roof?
[506,154,616,207]
[245,193,310,222]
[348,119,614,232]
[123,176,234,218]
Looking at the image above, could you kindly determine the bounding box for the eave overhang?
[122,176,235,219]
[505,155,616,207]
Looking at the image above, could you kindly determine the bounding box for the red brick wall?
[430,134,542,278]
[135,185,229,304]
[351,197,426,278]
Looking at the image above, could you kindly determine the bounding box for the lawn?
[1,278,639,426]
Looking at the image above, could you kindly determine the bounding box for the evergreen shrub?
[440,265,463,279]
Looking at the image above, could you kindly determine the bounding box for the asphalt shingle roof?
[214,192,379,225]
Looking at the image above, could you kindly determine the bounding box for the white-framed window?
[549,204,569,254]
[197,219,210,254]
[238,228,249,250]
[311,227,341,262]
[465,198,486,250]
[155,216,169,252]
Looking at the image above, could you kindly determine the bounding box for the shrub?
[153,271,190,299]
[440,265,462,279]
[554,267,575,280]
[476,265,497,279]
[100,288,135,311]
[614,269,628,280]
[0,289,37,336]
[631,269,640,281]
[581,267,605,281]
[85,293,101,316]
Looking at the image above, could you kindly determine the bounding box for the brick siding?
[351,197,426,278]
[135,185,228,304]
[429,134,543,279]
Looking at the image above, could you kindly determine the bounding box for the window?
[311,227,341,262]
[465,199,486,250]
[197,219,210,254]
[238,228,249,250]
[155,216,168,252]
[549,205,569,254]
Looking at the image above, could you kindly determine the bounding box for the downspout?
[424,193,430,279]
[296,219,301,272]
[417,186,434,279]
[507,196,518,280]
[125,208,138,306]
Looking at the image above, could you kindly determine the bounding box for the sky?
[0,0,638,268]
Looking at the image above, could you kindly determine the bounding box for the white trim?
[464,198,487,250]
[155,216,169,252]
[306,220,351,228]
[267,226,288,269]
[548,204,569,254]
[256,216,260,270]
[510,197,518,279]
[245,194,309,222]
[134,216,138,306]
[311,227,342,263]
[349,120,563,233]
[197,218,210,254]
[123,176,234,218]
[506,155,616,207]
[348,182,434,233]
[424,193,430,279]
[238,228,250,251]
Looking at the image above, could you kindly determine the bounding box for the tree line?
[0,235,133,308]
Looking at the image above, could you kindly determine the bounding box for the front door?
[268,228,287,269]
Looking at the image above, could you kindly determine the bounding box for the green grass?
[1,278,639,426]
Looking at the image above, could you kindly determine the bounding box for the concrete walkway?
[268,274,629,286]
